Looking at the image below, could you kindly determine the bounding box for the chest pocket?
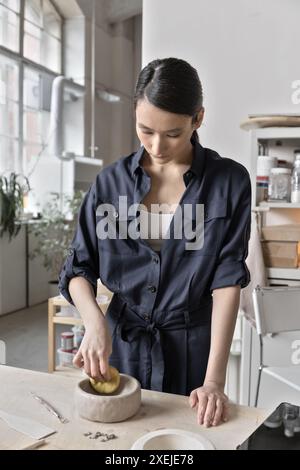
[97,200,138,255]
[183,197,227,257]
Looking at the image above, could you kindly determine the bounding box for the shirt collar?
[130,138,206,182]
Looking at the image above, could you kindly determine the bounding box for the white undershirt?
[139,207,177,252]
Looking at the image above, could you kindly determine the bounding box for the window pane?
[23,67,52,146]
[0,55,19,139]
[23,109,50,145]
[24,20,61,73]
[0,100,18,137]
[0,5,19,52]
[42,32,61,73]
[24,1,62,73]
[0,56,19,173]
[23,109,49,146]
[0,135,19,173]
[23,109,42,143]
[0,0,20,13]
[24,66,40,109]
[44,0,61,39]
[24,20,41,64]
[24,0,42,27]
[23,141,42,175]
[0,54,19,101]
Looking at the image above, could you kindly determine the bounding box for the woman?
[59,58,251,427]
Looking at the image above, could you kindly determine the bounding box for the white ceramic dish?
[131,428,215,450]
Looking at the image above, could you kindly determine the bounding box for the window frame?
[0,0,64,175]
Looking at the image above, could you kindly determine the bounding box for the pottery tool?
[31,393,69,423]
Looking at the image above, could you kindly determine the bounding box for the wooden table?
[0,366,270,450]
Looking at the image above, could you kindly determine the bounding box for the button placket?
[147,285,157,293]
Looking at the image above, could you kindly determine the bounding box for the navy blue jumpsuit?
[58,139,251,396]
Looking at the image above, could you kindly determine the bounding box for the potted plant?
[0,173,31,241]
[29,190,85,297]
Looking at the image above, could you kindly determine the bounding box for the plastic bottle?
[256,156,277,204]
[72,325,85,348]
[268,167,291,202]
[291,150,300,203]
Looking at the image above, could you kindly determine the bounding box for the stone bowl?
[74,374,141,422]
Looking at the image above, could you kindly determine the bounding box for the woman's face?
[135,98,203,164]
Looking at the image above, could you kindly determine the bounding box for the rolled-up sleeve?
[210,165,251,292]
[58,183,99,305]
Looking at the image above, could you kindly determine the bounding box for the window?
[0,0,20,52]
[0,54,19,173]
[24,0,62,73]
[23,66,53,176]
[0,0,63,175]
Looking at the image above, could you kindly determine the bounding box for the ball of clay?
[89,366,120,394]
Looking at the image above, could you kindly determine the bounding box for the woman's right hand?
[73,316,112,382]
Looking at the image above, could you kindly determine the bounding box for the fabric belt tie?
[116,300,212,393]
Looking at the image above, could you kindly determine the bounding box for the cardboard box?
[261,224,300,242]
[262,241,300,268]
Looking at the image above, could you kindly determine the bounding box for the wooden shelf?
[48,284,113,373]
[255,202,300,210]
[266,267,300,281]
[254,127,300,140]
[53,316,83,326]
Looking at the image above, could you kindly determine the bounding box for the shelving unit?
[256,202,300,210]
[48,283,113,373]
[241,126,300,408]
[253,205,300,284]
[249,127,300,208]
[266,267,300,279]
[250,126,300,283]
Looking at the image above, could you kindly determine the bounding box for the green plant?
[29,190,85,281]
[0,173,31,241]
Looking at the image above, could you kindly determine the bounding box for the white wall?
[142,0,300,169]
[77,1,142,166]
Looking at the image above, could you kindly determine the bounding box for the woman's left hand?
[189,381,229,427]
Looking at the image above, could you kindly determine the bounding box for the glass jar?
[268,168,291,202]
[291,150,300,203]
[282,403,299,438]
[60,331,74,352]
[256,156,277,204]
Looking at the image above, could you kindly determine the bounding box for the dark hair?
[134,57,203,142]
